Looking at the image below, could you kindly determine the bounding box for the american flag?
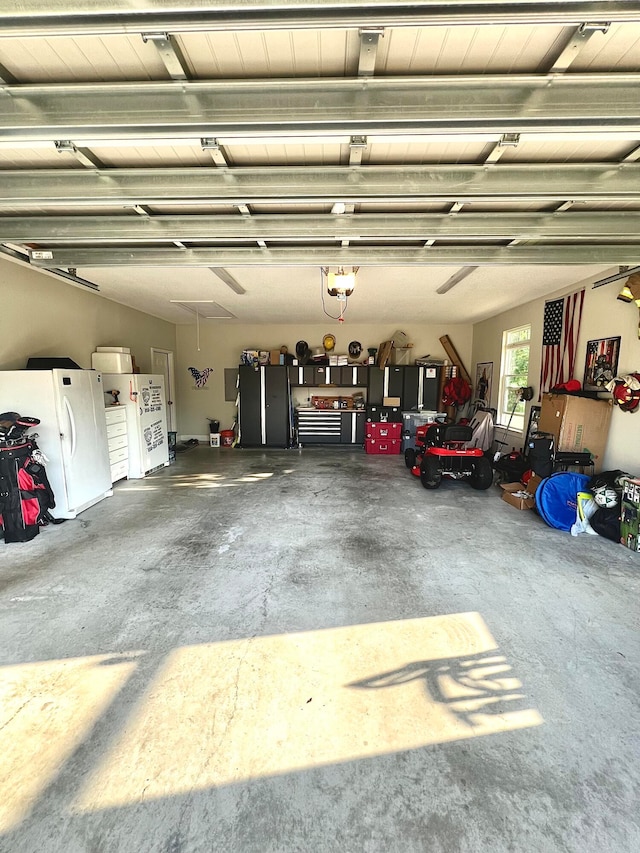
[540,289,585,395]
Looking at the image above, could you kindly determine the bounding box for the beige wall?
[471,268,640,474]
[6,252,635,471]
[0,256,177,374]
[175,322,473,437]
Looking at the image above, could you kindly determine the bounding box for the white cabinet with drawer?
[105,407,129,483]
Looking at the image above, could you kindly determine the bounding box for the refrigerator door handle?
[63,396,77,459]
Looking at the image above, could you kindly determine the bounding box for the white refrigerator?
[102,374,169,478]
[0,369,112,518]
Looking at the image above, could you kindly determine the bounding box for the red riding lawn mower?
[405,421,494,490]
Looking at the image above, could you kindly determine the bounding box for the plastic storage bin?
[91,352,133,373]
[365,438,400,455]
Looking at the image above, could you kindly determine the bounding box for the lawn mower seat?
[427,422,473,445]
[465,409,495,452]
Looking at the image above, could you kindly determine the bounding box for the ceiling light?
[209,267,246,294]
[436,265,479,294]
[327,268,357,296]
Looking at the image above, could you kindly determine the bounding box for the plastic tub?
[220,429,234,447]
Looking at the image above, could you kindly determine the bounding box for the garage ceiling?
[1,1,639,325]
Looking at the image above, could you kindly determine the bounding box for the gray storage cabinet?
[238,366,290,447]
[368,365,442,410]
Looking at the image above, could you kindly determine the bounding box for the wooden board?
[439,335,471,386]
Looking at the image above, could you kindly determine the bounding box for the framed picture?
[583,337,621,391]
[474,362,493,404]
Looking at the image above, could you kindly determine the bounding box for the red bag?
[442,377,472,407]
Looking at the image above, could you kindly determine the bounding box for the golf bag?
[0,413,58,543]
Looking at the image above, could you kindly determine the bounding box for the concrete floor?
[1,446,639,853]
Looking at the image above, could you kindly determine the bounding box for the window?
[498,325,531,431]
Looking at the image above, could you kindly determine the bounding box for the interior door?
[238,366,262,446]
[403,366,420,410]
[264,367,289,446]
[150,348,175,432]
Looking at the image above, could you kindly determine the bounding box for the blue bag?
[535,472,592,531]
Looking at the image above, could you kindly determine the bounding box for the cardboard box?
[527,474,543,495]
[539,394,612,472]
[499,475,542,511]
[270,350,284,365]
[383,396,401,407]
[500,482,536,510]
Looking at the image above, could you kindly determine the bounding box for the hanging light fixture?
[321,267,359,324]
[326,266,358,297]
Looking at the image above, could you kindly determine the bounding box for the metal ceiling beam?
[4,212,638,243]
[54,140,104,169]
[592,265,640,288]
[2,164,639,208]
[200,137,229,166]
[1,75,639,141]
[348,135,367,166]
[0,61,17,84]
[28,245,640,267]
[358,29,384,77]
[622,144,640,163]
[1,2,639,37]
[548,22,610,73]
[0,245,101,290]
[141,32,190,80]
[483,132,520,164]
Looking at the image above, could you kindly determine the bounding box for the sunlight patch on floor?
[72,612,542,811]
[0,652,141,833]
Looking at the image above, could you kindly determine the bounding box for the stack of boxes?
[538,394,612,473]
[365,402,402,454]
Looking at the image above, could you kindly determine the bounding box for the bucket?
[208,419,220,433]
[220,429,234,447]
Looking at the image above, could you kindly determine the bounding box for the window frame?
[498,324,531,432]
